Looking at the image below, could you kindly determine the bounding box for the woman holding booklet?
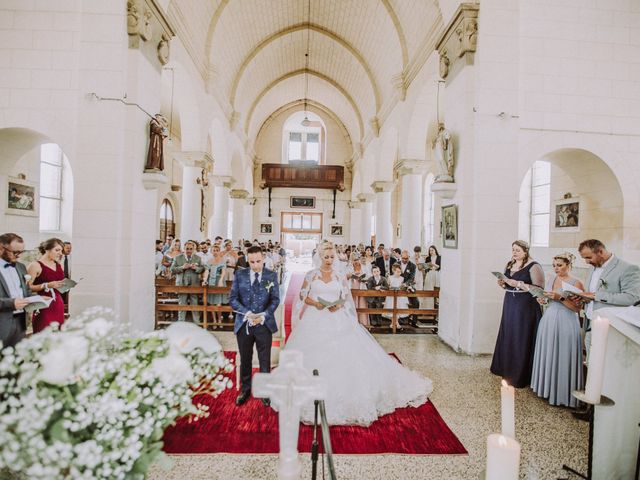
[27,238,66,333]
[490,240,545,388]
[531,253,584,408]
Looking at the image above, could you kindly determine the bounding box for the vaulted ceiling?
[168,0,444,148]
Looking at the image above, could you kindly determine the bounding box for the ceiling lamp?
[301,0,311,127]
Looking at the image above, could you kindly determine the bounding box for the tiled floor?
[149,332,588,480]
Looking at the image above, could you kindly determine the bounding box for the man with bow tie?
[170,240,205,323]
[0,233,31,349]
[230,245,280,406]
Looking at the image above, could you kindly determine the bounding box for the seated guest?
[347,253,368,326]
[374,248,396,277]
[531,253,584,408]
[27,238,66,333]
[170,240,205,323]
[202,243,227,326]
[366,266,388,327]
[0,233,30,348]
[383,263,410,325]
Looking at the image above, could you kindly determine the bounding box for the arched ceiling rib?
[229,23,381,112]
[245,71,363,142]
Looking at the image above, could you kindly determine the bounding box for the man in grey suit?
[170,240,205,323]
[571,239,640,418]
[0,233,31,349]
[366,266,389,327]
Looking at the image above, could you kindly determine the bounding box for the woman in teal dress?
[202,244,227,326]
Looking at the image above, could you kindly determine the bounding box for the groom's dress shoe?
[261,398,271,407]
[236,391,251,406]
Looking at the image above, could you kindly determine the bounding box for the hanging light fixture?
[301,0,311,127]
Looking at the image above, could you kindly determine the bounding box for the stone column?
[244,197,256,242]
[371,181,395,248]
[229,189,249,242]
[395,159,428,250]
[174,152,212,243]
[210,175,234,239]
[348,201,362,245]
[357,193,375,245]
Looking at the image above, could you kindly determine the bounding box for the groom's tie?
[252,271,260,290]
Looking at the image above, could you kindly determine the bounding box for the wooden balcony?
[260,163,345,191]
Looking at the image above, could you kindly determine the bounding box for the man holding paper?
[230,245,280,407]
[0,233,31,348]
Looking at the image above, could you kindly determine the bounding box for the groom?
[230,245,280,406]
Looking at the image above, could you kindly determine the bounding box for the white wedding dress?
[283,269,433,426]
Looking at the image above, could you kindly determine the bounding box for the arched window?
[39,143,65,232]
[519,160,550,247]
[423,174,435,246]
[159,199,175,240]
[282,111,326,165]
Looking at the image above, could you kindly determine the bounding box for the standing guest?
[366,265,388,327]
[196,241,212,265]
[27,238,66,333]
[423,245,441,310]
[413,246,425,294]
[347,253,368,326]
[374,248,396,278]
[154,240,164,276]
[61,241,72,306]
[490,240,545,388]
[162,234,174,253]
[236,250,248,269]
[222,240,238,283]
[382,263,410,324]
[363,246,375,266]
[202,243,227,327]
[171,240,205,323]
[0,233,30,348]
[162,238,181,279]
[399,250,418,326]
[392,248,402,261]
[263,248,275,271]
[531,253,584,408]
[374,244,385,259]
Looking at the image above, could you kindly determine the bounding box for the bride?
[282,240,432,426]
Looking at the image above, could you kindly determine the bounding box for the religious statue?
[126,1,140,36]
[432,122,455,183]
[157,34,170,65]
[144,114,168,172]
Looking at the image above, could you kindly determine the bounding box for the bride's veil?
[290,241,356,331]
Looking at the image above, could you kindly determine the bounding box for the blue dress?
[490,262,543,388]
[531,276,584,407]
[206,261,226,305]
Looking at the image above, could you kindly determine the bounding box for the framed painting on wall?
[6,177,38,217]
[259,223,273,234]
[290,196,315,208]
[442,204,458,249]
[552,197,580,232]
[330,224,343,236]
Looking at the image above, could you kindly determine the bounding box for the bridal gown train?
[282,275,433,426]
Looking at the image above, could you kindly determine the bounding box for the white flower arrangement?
[264,280,275,292]
[0,307,234,480]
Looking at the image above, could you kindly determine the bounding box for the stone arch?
[377,126,398,180]
[162,61,202,151]
[209,117,229,174]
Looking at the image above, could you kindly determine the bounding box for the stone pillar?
[395,159,428,250]
[244,197,256,242]
[210,175,234,239]
[371,181,395,248]
[357,193,375,245]
[348,201,362,245]
[230,189,249,242]
[174,151,212,243]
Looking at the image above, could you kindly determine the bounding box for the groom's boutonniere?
[264,280,275,292]
[599,278,608,289]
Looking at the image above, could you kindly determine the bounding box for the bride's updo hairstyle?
[319,240,335,255]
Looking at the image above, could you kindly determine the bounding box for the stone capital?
[173,151,213,169]
[435,3,479,80]
[211,175,235,189]
[370,181,396,193]
[229,189,249,199]
[347,200,360,209]
[246,197,257,206]
[357,193,375,203]
[127,0,175,64]
[394,159,429,177]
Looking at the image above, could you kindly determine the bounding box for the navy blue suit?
[229,267,280,393]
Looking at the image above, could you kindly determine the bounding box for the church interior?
[1,0,639,479]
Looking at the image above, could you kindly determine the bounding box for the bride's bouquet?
[0,307,233,480]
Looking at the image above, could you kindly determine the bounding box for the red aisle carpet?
[163,352,467,456]
[283,271,305,340]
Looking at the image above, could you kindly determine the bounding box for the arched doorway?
[159,198,175,241]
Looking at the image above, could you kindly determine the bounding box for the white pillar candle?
[584,315,610,403]
[500,379,515,439]
[486,434,521,480]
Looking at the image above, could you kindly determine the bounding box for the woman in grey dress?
[202,244,227,326]
[531,253,585,407]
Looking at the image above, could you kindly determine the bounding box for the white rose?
[39,333,89,385]
[150,352,193,387]
[85,317,111,337]
[165,322,221,354]
[24,274,32,282]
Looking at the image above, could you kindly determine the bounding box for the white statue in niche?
[432,122,455,183]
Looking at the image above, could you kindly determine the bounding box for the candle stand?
[560,390,615,480]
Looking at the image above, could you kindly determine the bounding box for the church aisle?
[149,333,587,480]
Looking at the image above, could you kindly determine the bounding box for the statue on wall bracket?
[144,114,169,172]
[432,122,455,183]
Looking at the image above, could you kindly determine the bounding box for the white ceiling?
[168,0,443,146]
